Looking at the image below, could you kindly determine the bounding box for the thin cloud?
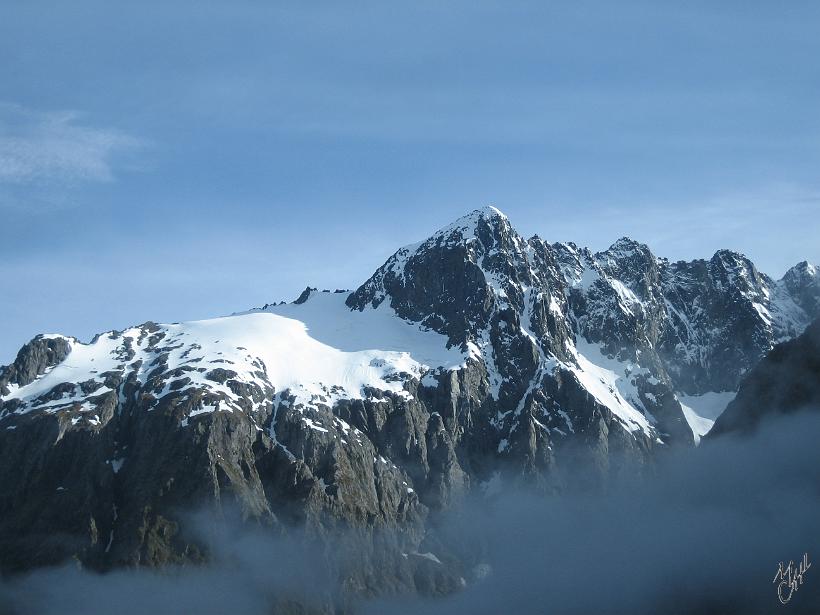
[0,102,143,186]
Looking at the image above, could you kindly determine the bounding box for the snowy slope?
[569,339,653,434]
[3,293,466,424]
[677,391,735,443]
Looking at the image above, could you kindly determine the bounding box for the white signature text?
[773,552,811,605]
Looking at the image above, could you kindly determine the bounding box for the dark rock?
[0,335,72,395]
[708,318,820,437]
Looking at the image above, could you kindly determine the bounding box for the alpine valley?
[2,207,819,612]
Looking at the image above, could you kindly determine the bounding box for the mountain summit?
[1,207,818,590]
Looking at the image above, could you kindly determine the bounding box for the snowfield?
[677,391,736,443]
[3,292,468,416]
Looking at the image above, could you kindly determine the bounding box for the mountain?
[708,317,820,437]
[781,260,820,320]
[1,206,818,597]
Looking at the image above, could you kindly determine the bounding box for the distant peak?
[711,248,749,264]
[481,205,507,218]
[608,236,642,250]
[782,260,818,282]
[709,250,761,282]
[600,237,651,259]
[445,206,508,228]
[346,206,521,312]
[436,206,511,237]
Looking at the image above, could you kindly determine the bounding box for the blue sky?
[1,1,819,362]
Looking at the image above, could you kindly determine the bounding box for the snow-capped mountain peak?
[780,259,820,320]
[2,207,819,576]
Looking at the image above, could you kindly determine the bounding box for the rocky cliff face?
[708,317,820,437]
[1,207,818,602]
